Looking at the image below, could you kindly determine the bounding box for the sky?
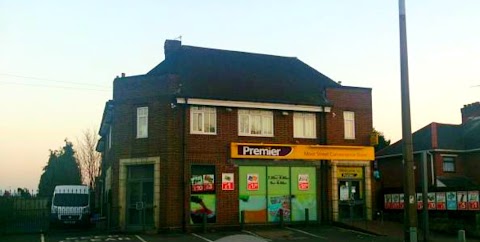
[1,1,479,192]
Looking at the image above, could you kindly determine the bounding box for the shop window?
[190,165,216,224]
[343,111,355,140]
[238,109,273,137]
[442,156,456,172]
[136,107,148,138]
[191,106,217,134]
[293,112,316,138]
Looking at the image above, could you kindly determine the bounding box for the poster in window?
[399,193,405,209]
[221,173,234,191]
[191,175,204,192]
[457,191,468,210]
[203,174,215,191]
[468,191,479,210]
[436,192,446,210]
[417,193,423,210]
[427,192,436,210]
[247,173,259,191]
[384,194,392,209]
[446,192,457,210]
[340,185,349,201]
[392,194,400,209]
[298,174,309,191]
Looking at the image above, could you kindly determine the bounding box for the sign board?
[247,173,259,191]
[221,173,234,191]
[446,192,457,210]
[468,191,479,210]
[231,143,374,161]
[337,167,363,179]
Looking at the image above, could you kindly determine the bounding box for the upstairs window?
[343,111,355,140]
[442,156,456,172]
[191,106,217,134]
[238,109,273,136]
[136,107,148,138]
[294,112,316,138]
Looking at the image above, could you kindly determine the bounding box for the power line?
[0,81,110,92]
[0,73,111,88]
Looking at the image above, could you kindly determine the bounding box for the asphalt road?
[0,225,396,242]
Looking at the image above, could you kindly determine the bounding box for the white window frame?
[190,106,217,135]
[442,155,456,172]
[238,109,274,137]
[293,112,316,138]
[343,111,355,140]
[136,107,148,138]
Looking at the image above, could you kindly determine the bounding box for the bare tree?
[76,128,101,189]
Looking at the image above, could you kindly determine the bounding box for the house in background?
[375,102,480,206]
[96,39,375,231]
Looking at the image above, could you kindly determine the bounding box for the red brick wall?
[325,87,373,146]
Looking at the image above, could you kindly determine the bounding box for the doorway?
[126,165,154,229]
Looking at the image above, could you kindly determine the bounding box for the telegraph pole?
[398,0,418,241]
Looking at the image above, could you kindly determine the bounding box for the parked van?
[50,185,91,225]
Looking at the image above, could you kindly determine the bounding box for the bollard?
[202,212,207,233]
[458,230,466,242]
[240,210,245,230]
[305,208,309,227]
[279,209,284,228]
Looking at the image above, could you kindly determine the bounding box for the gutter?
[376,147,480,159]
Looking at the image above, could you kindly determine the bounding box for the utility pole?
[398,0,418,241]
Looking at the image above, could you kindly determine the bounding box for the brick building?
[96,40,374,231]
[375,102,480,210]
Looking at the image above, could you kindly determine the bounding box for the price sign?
[298,174,309,191]
[247,173,259,191]
[468,191,479,210]
[221,173,234,191]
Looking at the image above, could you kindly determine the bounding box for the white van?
[50,185,91,225]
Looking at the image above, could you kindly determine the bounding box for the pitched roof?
[147,44,341,106]
[376,122,464,156]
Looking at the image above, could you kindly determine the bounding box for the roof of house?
[376,122,465,156]
[147,43,342,106]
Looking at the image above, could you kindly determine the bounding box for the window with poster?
[190,165,216,224]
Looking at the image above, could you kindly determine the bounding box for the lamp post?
[398,0,418,241]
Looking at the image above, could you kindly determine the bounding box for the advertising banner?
[203,174,215,191]
[427,192,436,210]
[457,191,468,210]
[468,191,480,210]
[191,175,204,192]
[221,173,234,191]
[392,194,400,209]
[385,194,392,209]
[417,193,423,210]
[247,173,259,191]
[298,174,309,191]
[436,192,446,210]
[446,192,457,210]
[399,193,405,209]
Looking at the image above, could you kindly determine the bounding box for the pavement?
[341,219,480,242]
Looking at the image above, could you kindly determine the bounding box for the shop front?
[231,143,374,224]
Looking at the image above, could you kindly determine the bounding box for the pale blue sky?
[1,1,479,192]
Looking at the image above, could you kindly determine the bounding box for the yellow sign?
[230,143,374,161]
[337,167,364,179]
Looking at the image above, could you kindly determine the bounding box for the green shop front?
[231,143,375,224]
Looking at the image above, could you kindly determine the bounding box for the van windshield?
[53,194,89,207]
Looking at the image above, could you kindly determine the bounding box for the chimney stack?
[164,39,182,59]
[461,102,480,124]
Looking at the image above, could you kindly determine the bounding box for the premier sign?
[240,145,292,157]
[231,143,374,161]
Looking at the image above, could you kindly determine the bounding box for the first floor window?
[137,107,148,138]
[238,109,273,136]
[343,111,355,140]
[294,112,316,138]
[191,106,217,134]
[442,156,456,172]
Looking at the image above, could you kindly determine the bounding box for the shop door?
[126,165,154,229]
[267,167,290,222]
[291,167,317,221]
[338,180,364,220]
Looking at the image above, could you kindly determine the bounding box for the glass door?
[126,165,154,229]
[267,167,290,222]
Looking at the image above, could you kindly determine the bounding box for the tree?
[373,128,391,152]
[38,140,83,197]
[76,129,102,189]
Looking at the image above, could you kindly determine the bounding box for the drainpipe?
[319,108,329,223]
[426,151,435,186]
[182,98,188,232]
